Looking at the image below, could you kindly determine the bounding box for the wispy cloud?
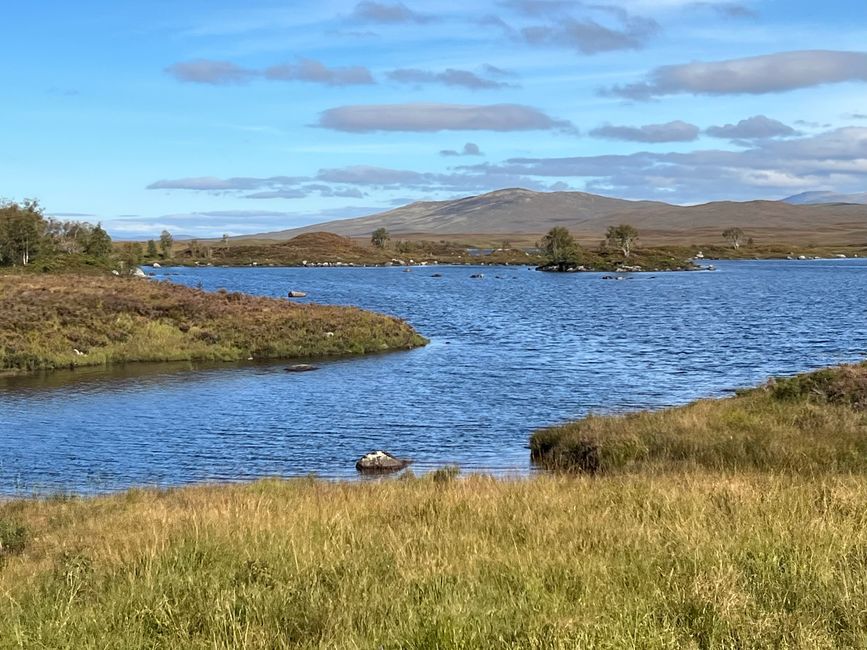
[590,120,699,142]
[605,50,867,100]
[317,103,575,133]
[265,59,374,86]
[706,115,797,139]
[690,2,758,19]
[520,12,660,54]
[387,68,518,90]
[166,58,375,87]
[165,60,257,85]
[440,143,485,157]
[499,0,579,16]
[350,1,432,24]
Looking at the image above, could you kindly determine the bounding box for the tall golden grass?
[3,472,867,648]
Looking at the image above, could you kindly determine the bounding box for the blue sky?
[2,0,866,238]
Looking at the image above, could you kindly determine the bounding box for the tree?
[541,227,582,271]
[84,223,113,259]
[159,230,174,258]
[118,242,143,273]
[722,227,746,250]
[0,200,45,265]
[146,239,158,258]
[371,227,390,249]
[606,224,639,257]
[221,233,230,250]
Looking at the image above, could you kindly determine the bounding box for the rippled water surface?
[2,260,866,494]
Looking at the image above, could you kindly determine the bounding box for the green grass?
[4,473,867,648]
[0,274,427,372]
[530,362,867,474]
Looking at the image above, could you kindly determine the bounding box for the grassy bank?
[0,274,426,372]
[4,473,867,648]
[531,362,867,474]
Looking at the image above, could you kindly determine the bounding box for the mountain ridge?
[236,188,867,245]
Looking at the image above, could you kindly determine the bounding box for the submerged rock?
[285,364,319,372]
[355,450,412,473]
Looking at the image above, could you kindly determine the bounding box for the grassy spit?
[0,274,426,372]
[531,362,867,474]
[4,473,867,648]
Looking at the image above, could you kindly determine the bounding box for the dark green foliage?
[119,241,144,273]
[0,519,28,559]
[0,200,113,269]
[541,227,582,269]
[0,199,44,265]
[146,239,159,258]
[722,227,746,249]
[606,224,639,257]
[159,230,174,258]
[371,227,390,249]
[83,223,112,259]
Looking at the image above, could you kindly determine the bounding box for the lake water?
[2,260,866,494]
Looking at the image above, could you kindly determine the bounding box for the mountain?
[782,191,867,205]
[239,188,867,245]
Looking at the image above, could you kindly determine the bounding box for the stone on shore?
[355,450,411,472]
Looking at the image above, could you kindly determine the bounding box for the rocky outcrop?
[355,450,412,473]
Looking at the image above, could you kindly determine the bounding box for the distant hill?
[782,191,867,205]
[237,188,867,246]
[210,232,392,266]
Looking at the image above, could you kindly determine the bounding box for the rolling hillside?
[238,188,867,246]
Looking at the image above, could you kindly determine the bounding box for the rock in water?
[285,364,319,372]
[287,291,307,298]
[355,450,411,473]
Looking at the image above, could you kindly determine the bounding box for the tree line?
[0,200,112,267]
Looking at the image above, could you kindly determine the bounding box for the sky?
[2,0,866,238]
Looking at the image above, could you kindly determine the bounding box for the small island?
[534,224,697,272]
